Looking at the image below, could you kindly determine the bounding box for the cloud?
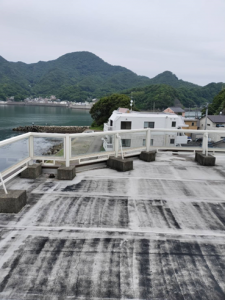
[1,0,225,85]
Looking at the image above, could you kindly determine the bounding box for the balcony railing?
[1,128,225,193]
[104,123,114,131]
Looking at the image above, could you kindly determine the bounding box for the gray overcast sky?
[1,0,225,86]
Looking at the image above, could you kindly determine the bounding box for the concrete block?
[140,150,156,162]
[0,190,27,213]
[57,165,76,180]
[196,153,216,166]
[107,156,133,172]
[195,151,201,162]
[21,164,42,179]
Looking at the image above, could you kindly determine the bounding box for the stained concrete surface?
[0,152,225,299]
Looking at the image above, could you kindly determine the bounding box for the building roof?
[117,107,130,113]
[112,111,178,118]
[184,118,198,121]
[207,115,225,123]
[167,106,185,113]
[1,152,225,298]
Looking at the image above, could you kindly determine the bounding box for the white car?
[84,130,94,133]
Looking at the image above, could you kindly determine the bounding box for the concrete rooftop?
[0,152,225,299]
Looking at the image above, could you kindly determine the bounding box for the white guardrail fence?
[0,128,225,193]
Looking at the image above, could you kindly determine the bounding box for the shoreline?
[0,102,68,108]
[0,102,92,110]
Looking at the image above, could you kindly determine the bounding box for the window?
[121,139,131,147]
[172,121,176,127]
[207,124,210,126]
[121,121,131,130]
[143,139,154,146]
[192,122,194,126]
[144,121,154,128]
[110,120,113,126]
[170,139,175,144]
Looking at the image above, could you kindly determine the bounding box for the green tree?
[207,89,225,115]
[90,94,134,126]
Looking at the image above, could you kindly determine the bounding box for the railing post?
[29,135,34,165]
[202,132,208,155]
[65,134,70,167]
[118,135,124,159]
[205,132,208,156]
[115,134,119,158]
[146,129,151,151]
[0,173,7,194]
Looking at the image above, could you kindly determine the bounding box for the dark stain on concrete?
[62,178,128,195]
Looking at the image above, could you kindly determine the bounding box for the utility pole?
[130,92,133,112]
[194,105,197,119]
[204,103,208,130]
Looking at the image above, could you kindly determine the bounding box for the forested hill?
[0,52,151,101]
[208,89,225,115]
[0,51,223,106]
[149,71,199,89]
[123,82,224,110]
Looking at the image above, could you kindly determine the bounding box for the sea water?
[0,105,93,172]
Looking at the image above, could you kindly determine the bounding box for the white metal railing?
[1,128,225,193]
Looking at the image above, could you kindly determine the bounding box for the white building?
[103,109,188,151]
[199,115,225,142]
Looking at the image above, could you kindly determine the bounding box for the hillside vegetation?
[0,52,150,101]
[0,51,224,107]
[208,89,225,114]
[123,83,224,110]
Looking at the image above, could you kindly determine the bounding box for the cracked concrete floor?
[0,152,225,299]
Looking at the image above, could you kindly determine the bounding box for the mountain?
[0,52,151,101]
[0,51,224,106]
[149,71,199,89]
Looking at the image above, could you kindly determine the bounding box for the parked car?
[195,138,202,142]
[195,137,212,142]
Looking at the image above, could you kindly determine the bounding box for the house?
[200,115,225,142]
[103,109,188,151]
[183,119,199,137]
[163,107,185,117]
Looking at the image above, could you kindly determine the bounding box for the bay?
[0,105,93,173]
[0,105,92,141]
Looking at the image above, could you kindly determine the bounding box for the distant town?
[0,95,99,109]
